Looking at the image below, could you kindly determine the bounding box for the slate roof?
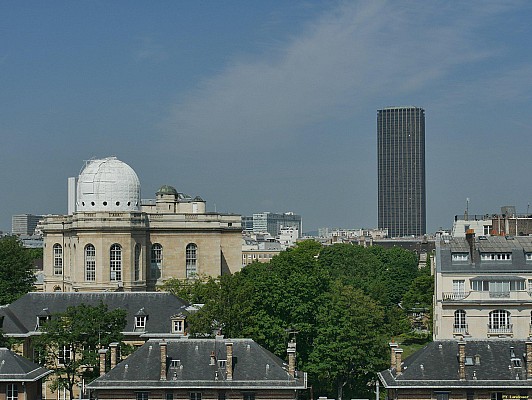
[379,340,532,389]
[0,347,52,382]
[0,292,189,337]
[88,338,306,390]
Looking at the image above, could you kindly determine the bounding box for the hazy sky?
[1,1,532,234]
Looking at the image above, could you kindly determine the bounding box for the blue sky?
[1,1,532,233]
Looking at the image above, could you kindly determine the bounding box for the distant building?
[242,236,281,266]
[41,157,242,292]
[11,214,42,235]
[243,212,302,237]
[87,338,306,400]
[377,106,426,237]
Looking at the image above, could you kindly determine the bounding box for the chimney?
[98,349,108,377]
[226,342,233,381]
[458,340,466,381]
[526,341,532,379]
[160,341,167,381]
[389,342,399,369]
[465,230,475,262]
[287,339,296,378]
[395,348,403,374]
[109,342,119,369]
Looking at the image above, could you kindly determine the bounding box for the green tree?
[34,303,127,400]
[308,281,388,400]
[0,236,35,304]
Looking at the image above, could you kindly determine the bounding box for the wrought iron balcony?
[453,324,468,334]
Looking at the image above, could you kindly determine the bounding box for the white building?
[434,232,532,340]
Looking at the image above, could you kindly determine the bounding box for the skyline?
[1,1,532,233]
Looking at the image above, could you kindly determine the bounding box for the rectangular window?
[190,392,202,400]
[218,392,226,400]
[54,244,63,275]
[58,345,71,365]
[166,393,174,400]
[136,393,149,400]
[453,280,465,294]
[491,393,503,400]
[7,383,18,400]
[172,320,183,333]
[435,393,449,400]
[243,393,255,400]
[484,225,492,235]
[135,316,146,329]
[526,253,532,261]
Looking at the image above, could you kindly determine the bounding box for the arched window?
[110,244,122,281]
[186,243,197,278]
[85,244,96,281]
[134,244,141,281]
[151,244,162,279]
[489,309,511,332]
[454,309,466,332]
[53,244,63,275]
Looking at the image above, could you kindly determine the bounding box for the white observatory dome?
[76,157,141,212]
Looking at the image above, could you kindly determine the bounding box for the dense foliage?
[34,303,127,400]
[162,241,430,400]
[0,236,36,305]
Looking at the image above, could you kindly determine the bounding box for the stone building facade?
[41,157,242,292]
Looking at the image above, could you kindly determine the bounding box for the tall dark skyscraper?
[377,106,426,237]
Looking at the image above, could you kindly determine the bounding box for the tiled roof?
[0,292,189,337]
[0,348,51,382]
[379,340,532,389]
[88,338,306,390]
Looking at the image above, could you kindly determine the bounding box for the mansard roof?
[88,338,306,390]
[379,340,532,389]
[0,292,189,337]
[0,347,51,382]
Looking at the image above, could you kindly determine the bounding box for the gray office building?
[12,214,43,235]
[377,106,426,237]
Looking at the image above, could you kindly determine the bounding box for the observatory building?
[41,157,242,292]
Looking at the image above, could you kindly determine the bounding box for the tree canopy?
[0,235,36,305]
[34,302,127,400]
[162,240,430,399]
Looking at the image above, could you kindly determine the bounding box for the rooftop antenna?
[465,198,470,221]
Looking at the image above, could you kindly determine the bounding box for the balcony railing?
[442,292,470,301]
[489,291,510,298]
[487,324,513,335]
[453,324,468,334]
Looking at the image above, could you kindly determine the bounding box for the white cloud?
[162,0,516,155]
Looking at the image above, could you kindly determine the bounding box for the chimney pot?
[160,341,167,381]
[526,341,532,380]
[98,349,108,377]
[226,342,233,381]
[287,339,296,378]
[458,340,466,381]
[389,342,399,369]
[109,342,119,369]
[395,348,404,374]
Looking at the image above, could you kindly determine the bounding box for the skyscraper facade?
[377,106,426,237]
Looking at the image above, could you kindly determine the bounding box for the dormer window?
[135,307,148,330]
[526,253,532,262]
[481,253,512,261]
[452,253,469,262]
[135,316,147,329]
[218,359,226,368]
[172,319,184,333]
